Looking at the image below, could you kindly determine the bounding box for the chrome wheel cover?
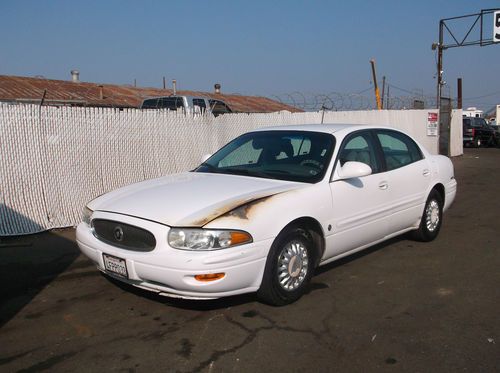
[277,240,309,291]
[425,199,440,232]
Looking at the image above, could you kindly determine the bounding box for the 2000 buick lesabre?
[76,124,457,305]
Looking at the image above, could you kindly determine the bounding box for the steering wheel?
[300,159,322,169]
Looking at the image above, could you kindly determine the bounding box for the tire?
[474,137,481,148]
[257,227,315,306]
[412,189,443,242]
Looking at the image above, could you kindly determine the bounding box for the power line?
[463,91,500,100]
[355,87,373,94]
[386,83,426,96]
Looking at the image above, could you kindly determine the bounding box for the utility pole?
[434,20,444,109]
[457,78,462,109]
[381,76,386,109]
[387,85,390,109]
[370,59,382,110]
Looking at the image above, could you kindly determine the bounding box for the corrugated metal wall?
[0,104,461,235]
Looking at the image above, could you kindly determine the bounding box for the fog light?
[194,273,225,282]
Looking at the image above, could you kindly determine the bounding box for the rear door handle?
[423,169,430,177]
[379,181,388,190]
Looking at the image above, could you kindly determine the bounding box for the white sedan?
[76,124,457,305]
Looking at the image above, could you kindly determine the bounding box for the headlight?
[168,228,252,251]
[82,206,93,226]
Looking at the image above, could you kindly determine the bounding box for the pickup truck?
[463,117,496,147]
[141,95,232,117]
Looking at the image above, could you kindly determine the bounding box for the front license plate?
[103,254,128,278]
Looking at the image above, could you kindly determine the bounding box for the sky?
[1,0,499,112]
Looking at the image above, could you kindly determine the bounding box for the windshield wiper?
[221,168,273,178]
[263,169,291,175]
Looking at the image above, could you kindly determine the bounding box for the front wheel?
[411,190,443,242]
[257,227,315,306]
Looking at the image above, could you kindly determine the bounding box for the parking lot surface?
[1,148,499,372]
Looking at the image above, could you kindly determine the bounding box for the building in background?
[462,107,484,118]
[0,74,301,114]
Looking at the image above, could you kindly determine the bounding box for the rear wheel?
[412,189,443,242]
[474,137,482,148]
[257,227,315,306]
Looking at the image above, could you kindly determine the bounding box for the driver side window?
[338,132,379,173]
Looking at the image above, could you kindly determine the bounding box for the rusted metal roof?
[0,75,302,113]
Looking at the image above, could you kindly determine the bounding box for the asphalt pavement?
[0,148,499,372]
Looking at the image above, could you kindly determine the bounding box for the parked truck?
[141,95,232,117]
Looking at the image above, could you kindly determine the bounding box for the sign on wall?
[494,11,500,43]
[427,112,439,136]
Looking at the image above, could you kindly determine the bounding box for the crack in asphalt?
[187,309,337,373]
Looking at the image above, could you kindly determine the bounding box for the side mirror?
[337,161,372,180]
[201,154,212,163]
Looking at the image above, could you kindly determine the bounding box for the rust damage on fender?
[186,194,278,227]
[218,188,301,222]
[221,195,275,221]
[179,187,302,227]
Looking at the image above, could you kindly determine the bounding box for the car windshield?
[194,130,335,183]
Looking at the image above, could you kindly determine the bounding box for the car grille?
[92,219,156,252]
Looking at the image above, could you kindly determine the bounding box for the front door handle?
[423,169,430,177]
[379,181,389,190]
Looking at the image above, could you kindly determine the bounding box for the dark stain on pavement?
[17,351,77,372]
[141,326,180,341]
[242,310,258,318]
[177,339,194,358]
[24,312,43,320]
[0,349,38,366]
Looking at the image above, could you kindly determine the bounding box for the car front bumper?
[76,211,271,300]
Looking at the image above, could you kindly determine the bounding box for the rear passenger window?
[376,131,423,171]
[289,137,311,156]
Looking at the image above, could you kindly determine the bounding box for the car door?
[324,130,391,259]
[374,129,431,234]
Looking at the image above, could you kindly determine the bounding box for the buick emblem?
[113,226,124,242]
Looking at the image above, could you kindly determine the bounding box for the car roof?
[251,123,392,135]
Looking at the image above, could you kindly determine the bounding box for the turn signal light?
[194,273,225,282]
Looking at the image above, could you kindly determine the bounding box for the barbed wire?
[266,91,446,111]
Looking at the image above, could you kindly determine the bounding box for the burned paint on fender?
[179,187,304,227]
[185,195,276,227]
[218,188,303,223]
[221,195,275,221]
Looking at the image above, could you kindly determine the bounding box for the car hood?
[88,172,306,227]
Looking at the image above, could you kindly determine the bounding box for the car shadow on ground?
[0,205,80,327]
[102,234,409,310]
